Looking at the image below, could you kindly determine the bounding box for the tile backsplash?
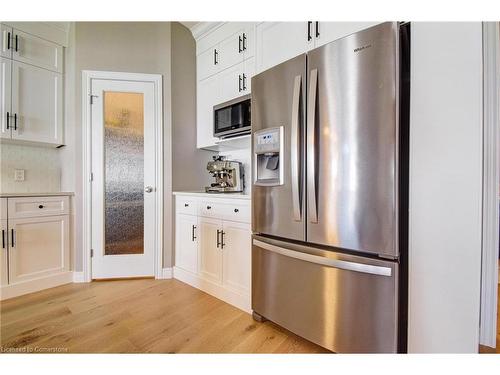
[0,143,61,193]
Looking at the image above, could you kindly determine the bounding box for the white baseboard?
[72,271,86,283]
[157,267,173,279]
[0,271,73,300]
[173,266,251,313]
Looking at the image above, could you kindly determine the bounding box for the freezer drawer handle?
[291,74,302,222]
[307,68,318,223]
[253,239,392,277]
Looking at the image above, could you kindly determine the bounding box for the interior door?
[0,57,11,139]
[306,22,399,258]
[199,217,222,283]
[11,61,63,145]
[91,78,156,279]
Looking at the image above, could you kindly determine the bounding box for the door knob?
[144,186,154,193]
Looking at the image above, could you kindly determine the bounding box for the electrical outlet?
[14,169,25,182]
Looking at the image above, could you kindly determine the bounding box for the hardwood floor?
[0,279,328,353]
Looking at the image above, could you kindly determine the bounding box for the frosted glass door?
[103,91,144,255]
[91,78,156,279]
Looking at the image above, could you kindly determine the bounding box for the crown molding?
[189,22,225,40]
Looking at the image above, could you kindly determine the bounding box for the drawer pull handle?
[184,203,189,207]
[38,205,44,209]
[234,208,239,213]
[207,206,211,210]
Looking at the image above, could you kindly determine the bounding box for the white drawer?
[176,197,198,216]
[7,196,70,219]
[222,203,251,223]
[199,201,226,218]
[0,198,6,220]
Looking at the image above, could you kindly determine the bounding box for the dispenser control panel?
[254,127,281,154]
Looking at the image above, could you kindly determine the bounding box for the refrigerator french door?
[251,22,408,353]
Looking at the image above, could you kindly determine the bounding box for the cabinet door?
[242,23,255,59]
[243,56,255,94]
[218,30,245,72]
[197,46,220,81]
[255,22,311,74]
[175,214,199,274]
[197,74,220,149]
[0,219,7,286]
[0,57,11,139]
[8,215,69,284]
[219,61,244,104]
[1,24,13,59]
[313,22,381,48]
[199,217,222,283]
[222,220,251,294]
[12,29,63,73]
[11,61,63,145]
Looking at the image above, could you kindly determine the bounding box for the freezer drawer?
[252,235,398,353]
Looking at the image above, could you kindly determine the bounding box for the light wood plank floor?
[0,279,328,353]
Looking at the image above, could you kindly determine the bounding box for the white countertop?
[0,192,75,198]
[173,191,251,200]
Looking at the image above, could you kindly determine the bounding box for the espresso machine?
[205,156,244,193]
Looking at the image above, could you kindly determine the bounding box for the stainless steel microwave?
[213,94,251,139]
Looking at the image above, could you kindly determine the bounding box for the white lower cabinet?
[0,196,71,300]
[174,213,198,274]
[199,217,223,283]
[174,194,251,312]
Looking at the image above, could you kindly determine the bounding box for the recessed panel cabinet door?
[175,213,199,274]
[197,47,220,81]
[8,215,69,284]
[199,217,222,283]
[12,29,63,73]
[1,24,13,59]
[11,61,63,145]
[197,74,220,149]
[255,22,311,74]
[0,219,7,286]
[313,22,381,48]
[0,57,11,139]
[222,221,251,294]
[218,30,245,72]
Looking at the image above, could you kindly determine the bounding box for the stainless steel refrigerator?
[251,22,410,353]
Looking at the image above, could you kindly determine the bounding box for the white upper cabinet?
[13,30,63,73]
[255,22,382,73]
[0,57,11,139]
[1,25,13,59]
[255,22,312,74]
[197,46,220,81]
[313,22,381,48]
[197,73,220,149]
[11,61,63,146]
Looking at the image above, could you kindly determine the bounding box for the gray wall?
[171,22,216,192]
[67,22,173,270]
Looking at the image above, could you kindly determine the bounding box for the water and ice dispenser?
[253,126,284,186]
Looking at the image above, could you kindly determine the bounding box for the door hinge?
[90,172,94,182]
[90,249,94,257]
[89,95,98,104]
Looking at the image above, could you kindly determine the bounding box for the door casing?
[82,70,164,282]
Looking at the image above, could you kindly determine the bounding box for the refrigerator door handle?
[307,68,318,223]
[253,239,392,277]
[291,74,302,222]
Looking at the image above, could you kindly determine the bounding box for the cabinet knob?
[207,205,211,210]
[184,203,189,207]
[38,205,44,209]
[234,208,239,213]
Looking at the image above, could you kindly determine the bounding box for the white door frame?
[479,22,500,348]
[81,70,163,282]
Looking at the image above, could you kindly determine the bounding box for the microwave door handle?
[291,75,302,222]
[307,68,318,223]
